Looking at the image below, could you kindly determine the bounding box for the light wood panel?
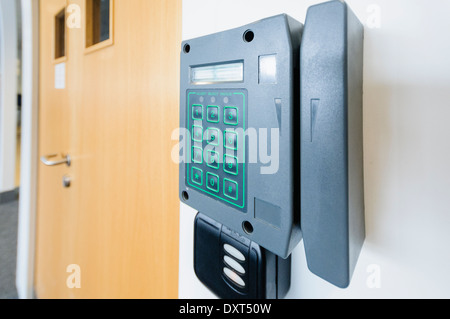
[35,0,73,299]
[35,0,182,299]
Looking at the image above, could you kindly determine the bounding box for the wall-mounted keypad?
[186,90,246,211]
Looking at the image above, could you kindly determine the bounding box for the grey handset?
[179,14,302,260]
[179,0,366,297]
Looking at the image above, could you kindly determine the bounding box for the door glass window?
[54,8,66,60]
[86,0,113,49]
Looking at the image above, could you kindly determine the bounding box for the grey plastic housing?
[179,15,303,259]
[300,0,366,288]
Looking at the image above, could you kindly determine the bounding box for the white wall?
[0,0,18,193]
[179,0,450,299]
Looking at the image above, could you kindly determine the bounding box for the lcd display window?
[191,62,244,84]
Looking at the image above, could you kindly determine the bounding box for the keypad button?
[207,106,220,123]
[206,150,220,169]
[192,105,203,120]
[206,173,219,193]
[223,267,245,288]
[191,167,203,186]
[192,125,203,142]
[192,146,203,164]
[224,255,245,275]
[224,155,238,175]
[223,179,238,201]
[224,107,238,125]
[224,244,246,262]
[206,128,219,146]
[224,131,238,150]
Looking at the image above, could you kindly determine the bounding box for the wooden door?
[35,0,182,299]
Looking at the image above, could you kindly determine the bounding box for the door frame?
[16,0,39,299]
[0,0,18,194]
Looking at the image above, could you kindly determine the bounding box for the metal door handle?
[40,154,71,167]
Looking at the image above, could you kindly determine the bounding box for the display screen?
[190,61,244,84]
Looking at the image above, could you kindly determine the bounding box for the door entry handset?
[179,13,302,261]
[179,0,365,298]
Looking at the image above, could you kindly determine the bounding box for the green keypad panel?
[186,90,246,211]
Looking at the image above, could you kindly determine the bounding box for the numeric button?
[192,105,203,120]
[206,128,219,146]
[224,130,238,151]
[206,173,219,193]
[192,146,203,164]
[207,106,220,123]
[192,125,203,142]
[224,107,238,126]
[206,150,220,170]
[224,155,238,175]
